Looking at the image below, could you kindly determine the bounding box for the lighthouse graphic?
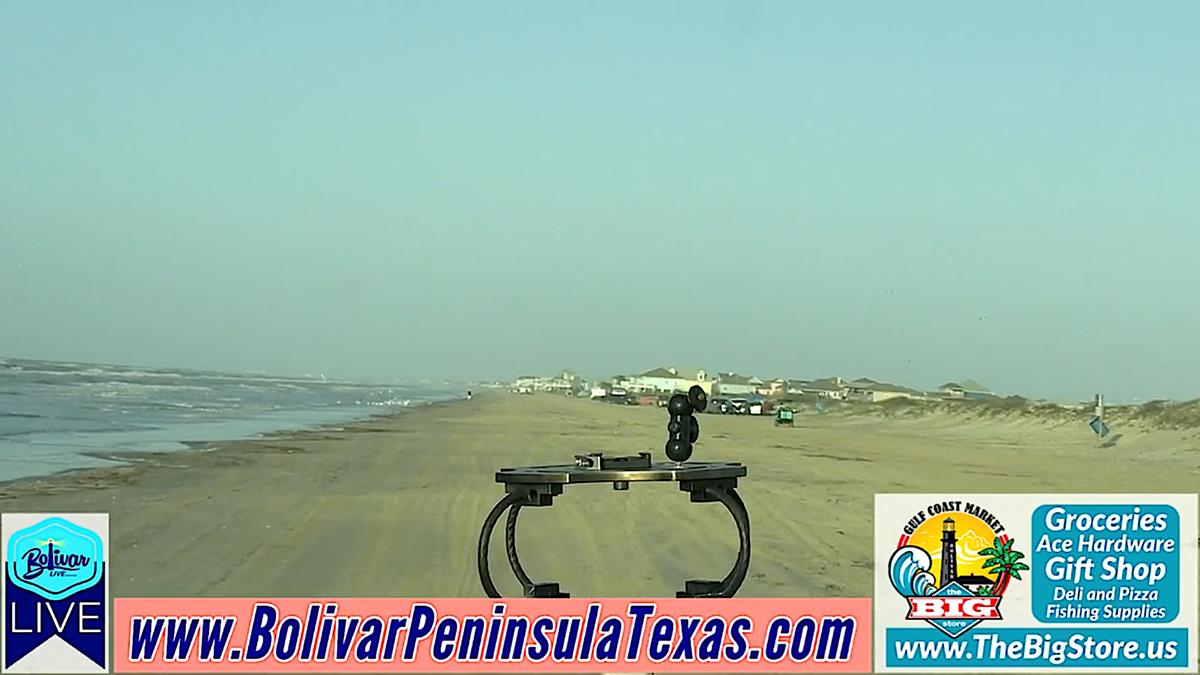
[940,517,957,588]
[939,517,994,593]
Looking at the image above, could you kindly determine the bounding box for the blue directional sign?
[1089,416,1111,438]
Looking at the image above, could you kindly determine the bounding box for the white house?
[510,370,580,394]
[800,377,847,400]
[715,373,762,397]
[939,380,992,400]
[845,379,917,403]
[626,367,714,394]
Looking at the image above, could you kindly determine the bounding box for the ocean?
[0,358,462,483]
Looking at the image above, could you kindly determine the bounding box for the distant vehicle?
[775,407,795,426]
[708,397,733,414]
[729,398,748,414]
[597,386,634,405]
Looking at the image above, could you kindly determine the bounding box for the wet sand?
[0,393,1195,599]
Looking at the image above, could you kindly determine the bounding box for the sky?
[1,1,1197,402]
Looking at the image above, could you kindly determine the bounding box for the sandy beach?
[0,393,1196,599]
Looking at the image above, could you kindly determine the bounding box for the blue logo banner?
[3,514,108,673]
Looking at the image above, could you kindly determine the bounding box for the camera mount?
[476,385,751,598]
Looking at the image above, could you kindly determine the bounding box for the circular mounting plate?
[496,460,746,485]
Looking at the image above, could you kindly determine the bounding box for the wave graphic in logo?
[6,517,103,600]
[888,545,936,597]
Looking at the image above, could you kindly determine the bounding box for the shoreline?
[0,399,461,497]
[0,355,467,485]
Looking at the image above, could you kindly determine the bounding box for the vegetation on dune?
[788,394,1200,430]
[1112,399,1200,429]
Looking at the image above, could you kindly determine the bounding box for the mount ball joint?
[665,385,708,462]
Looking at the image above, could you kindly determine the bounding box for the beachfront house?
[715,373,762,396]
[939,379,993,400]
[758,379,788,397]
[784,379,809,395]
[938,382,967,398]
[625,367,714,395]
[959,379,994,399]
[513,375,544,390]
[845,379,920,403]
[613,374,638,392]
[676,368,716,395]
[630,367,684,393]
[546,369,580,394]
[799,377,847,400]
[510,370,581,394]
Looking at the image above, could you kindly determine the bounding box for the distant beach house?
[845,378,921,403]
[939,379,993,400]
[760,379,790,397]
[512,375,543,390]
[799,377,847,400]
[623,367,714,395]
[783,379,808,395]
[714,373,762,396]
[510,370,580,394]
[938,382,967,398]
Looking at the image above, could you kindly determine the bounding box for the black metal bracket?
[674,478,751,598]
[476,475,750,599]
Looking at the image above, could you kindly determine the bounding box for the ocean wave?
[6,365,189,380]
[76,382,216,396]
[0,360,455,471]
[362,393,415,403]
[0,424,149,439]
[889,546,937,597]
[86,368,188,379]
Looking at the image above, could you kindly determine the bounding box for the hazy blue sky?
[2,1,1197,401]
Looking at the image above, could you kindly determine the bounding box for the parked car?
[707,397,733,414]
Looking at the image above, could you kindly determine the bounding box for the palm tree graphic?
[976,536,1029,597]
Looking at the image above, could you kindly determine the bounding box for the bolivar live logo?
[2,513,109,674]
[888,499,1026,639]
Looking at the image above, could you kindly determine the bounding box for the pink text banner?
[113,597,872,672]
